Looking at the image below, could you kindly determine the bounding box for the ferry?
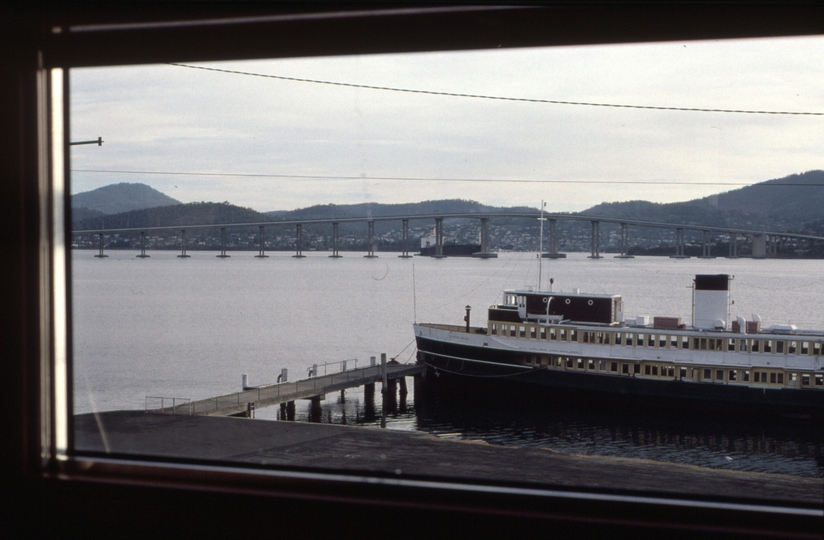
[414,274,824,412]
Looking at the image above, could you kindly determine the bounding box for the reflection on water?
[418,385,823,478]
[280,381,823,479]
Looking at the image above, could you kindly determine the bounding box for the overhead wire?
[75,63,823,186]
[168,62,823,116]
[69,169,824,188]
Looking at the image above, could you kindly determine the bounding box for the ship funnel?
[693,274,731,330]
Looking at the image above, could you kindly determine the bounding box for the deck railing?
[145,362,423,416]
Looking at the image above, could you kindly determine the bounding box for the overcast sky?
[69,35,824,213]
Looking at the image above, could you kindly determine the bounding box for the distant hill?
[72,183,181,215]
[699,170,824,220]
[70,198,545,252]
[70,173,824,256]
[263,200,541,237]
[581,170,824,232]
[71,172,824,248]
[265,199,536,220]
[580,199,736,228]
[73,201,266,231]
[73,199,527,232]
[72,206,107,224]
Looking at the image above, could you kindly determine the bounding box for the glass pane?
[70,38,824,504]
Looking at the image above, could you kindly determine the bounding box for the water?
[72,250,824,478]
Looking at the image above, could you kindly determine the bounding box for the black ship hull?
[419,244,481,257]
[415,335,824,414]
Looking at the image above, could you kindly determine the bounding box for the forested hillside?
[582,170,824,232]
[71,182,180,214]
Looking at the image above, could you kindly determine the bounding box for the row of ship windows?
[489,323,824,355]
[522,355,824,387]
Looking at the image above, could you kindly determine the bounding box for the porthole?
[565,299,571,305]
[587,300,594,306]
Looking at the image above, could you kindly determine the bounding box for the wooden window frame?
[8,4,822,537]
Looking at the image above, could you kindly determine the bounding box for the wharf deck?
[75,410,824,505]
[155,363,424,417]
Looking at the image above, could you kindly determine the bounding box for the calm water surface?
[72,250,824,477]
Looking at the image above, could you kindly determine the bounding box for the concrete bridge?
[72,211,824,260]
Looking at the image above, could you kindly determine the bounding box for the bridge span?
[72,211,824,260]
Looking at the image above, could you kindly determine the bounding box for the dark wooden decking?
[74,410,823,505]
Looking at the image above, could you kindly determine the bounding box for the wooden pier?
[146,358,424,418]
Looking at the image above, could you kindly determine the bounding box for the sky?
[69,35,824,214]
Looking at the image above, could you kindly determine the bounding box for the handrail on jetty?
[146,361,424,418]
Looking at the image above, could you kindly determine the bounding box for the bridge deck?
[156,363,424,417]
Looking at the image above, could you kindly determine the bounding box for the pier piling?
[544,219,566,258]
[365,220,378,258]
[399,219,412,258]
[381,353,387,428]
[399,377,408,413]
[364,383,375,420]
[671,228,688,258]
[255,225,268,258]
[309,396,322,423]
[292,224,305,258]
[177,229,190,257]
[94,233,108,258]
[588,221,602,259]
[136,231,150,258]
[217,227,230,258]
[386,379,398,415]
[699,230,715,259]
[727,233,738,258]
[329,222,342,258]
[472,217,497,258]
[434,218,445,258]
[614,222,634,259]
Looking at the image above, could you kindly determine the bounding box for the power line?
[70,168,823,187]
[168,62,824,117]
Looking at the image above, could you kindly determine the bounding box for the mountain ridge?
[72,182,181,215]
[581,170,824,232]
[71,171,824,236]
